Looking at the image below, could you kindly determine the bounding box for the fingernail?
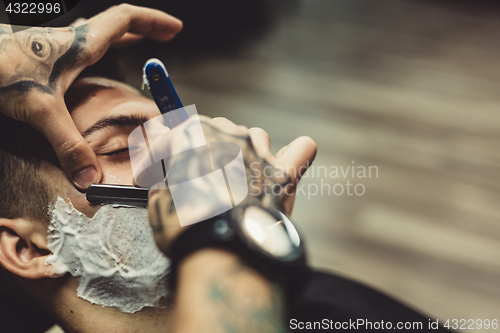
[73,167,98,189]
[149,188,160,199]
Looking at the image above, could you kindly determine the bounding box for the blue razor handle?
[143,58,189,128]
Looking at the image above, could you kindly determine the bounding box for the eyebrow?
[82,114,150,138]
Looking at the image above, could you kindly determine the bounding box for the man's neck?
[47,277,173,333]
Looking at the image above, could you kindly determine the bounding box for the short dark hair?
[0,112,55,224]
[0,116,57,329]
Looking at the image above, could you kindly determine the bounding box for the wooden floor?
[129,0,500,330]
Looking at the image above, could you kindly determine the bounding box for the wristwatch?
[168,203,311,307]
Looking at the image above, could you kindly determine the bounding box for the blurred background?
[8,0,500,332]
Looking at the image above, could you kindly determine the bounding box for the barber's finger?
[28,96,102,191]
[148,188,169,254]
[75,16,144,48]
[111,32,145,48]
[248,127,273,159]
[210,117,248,136]
[275,144,288,159]
[70,17,87,27]
[85,4,182,64]
[148,186,183,256]
[274,136,317,183]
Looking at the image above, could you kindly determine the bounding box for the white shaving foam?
[45,197,170,313]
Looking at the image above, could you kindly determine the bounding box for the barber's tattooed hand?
[147,116,317,254]
[146,116,315,333]
[0,4,182,190]
[0,25,85,106]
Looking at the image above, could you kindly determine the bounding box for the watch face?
[240,206,301,260]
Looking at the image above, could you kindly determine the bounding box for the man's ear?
[0,218,53,279]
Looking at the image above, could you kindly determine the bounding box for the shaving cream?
[45,197,170,313]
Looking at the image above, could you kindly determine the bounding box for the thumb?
[275,136,317,184]
[28,99,102,190]
[274,136,317,215]
[148,186,183,256]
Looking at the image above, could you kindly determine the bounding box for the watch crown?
[214,219,234,240]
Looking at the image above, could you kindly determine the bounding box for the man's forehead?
[66,77,159,133]
[66,77,142,109]
[73,77,141,94]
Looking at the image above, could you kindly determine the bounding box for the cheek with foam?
[45,197,170,314]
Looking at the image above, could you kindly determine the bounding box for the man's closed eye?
[102,147,130,157]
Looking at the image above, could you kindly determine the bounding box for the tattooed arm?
[174,249,286,333]
[0,4,182,190]
[147,116,317,332]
